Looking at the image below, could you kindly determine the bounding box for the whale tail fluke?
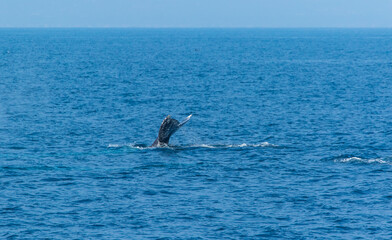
[179,114,192,127]
[151,114,192,147]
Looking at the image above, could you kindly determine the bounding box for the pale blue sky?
[0,0,391,28]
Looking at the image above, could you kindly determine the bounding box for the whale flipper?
[151,114,192,147]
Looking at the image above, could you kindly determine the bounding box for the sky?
[0,0,391,28]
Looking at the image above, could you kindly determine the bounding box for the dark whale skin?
[151,115,192,147]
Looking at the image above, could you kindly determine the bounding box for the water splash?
[107,143,150,150]
[107,142,278,150]
[188,142,279,148]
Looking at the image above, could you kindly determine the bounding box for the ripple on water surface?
[1,28,392,239]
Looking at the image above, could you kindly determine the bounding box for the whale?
[151,114,192,147]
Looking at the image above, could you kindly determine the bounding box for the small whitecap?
[109,142,278,150]
[127,144,151,150]
[256,142,278,147]
[108,143,150,150]
[339,157,363,162]
[367,158,388,164]
[193,144,217,148]
[107,144,120,148]
[336,156,390,165]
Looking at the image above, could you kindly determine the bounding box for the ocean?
[1,28,392,239]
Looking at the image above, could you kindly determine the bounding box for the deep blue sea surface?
[1,28,392,239]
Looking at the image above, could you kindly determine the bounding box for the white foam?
[194,144,217,148]
[336,157,389,165]
[188,142,278,149]
[339,157,362,162]
[107,144,120,148]
[107,142,278,150]
[254,142,279,147]
[107,143,150,150]
[228,142,278,148]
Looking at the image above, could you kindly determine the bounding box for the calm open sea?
[1,28,392,239]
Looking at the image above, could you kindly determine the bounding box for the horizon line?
[0,26,391,29]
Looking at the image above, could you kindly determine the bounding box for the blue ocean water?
[1,28,392,239]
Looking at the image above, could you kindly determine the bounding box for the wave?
[107,142,279,150]
[107,143,148,150]
[189,142,279,148]
[333,156,391,165]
